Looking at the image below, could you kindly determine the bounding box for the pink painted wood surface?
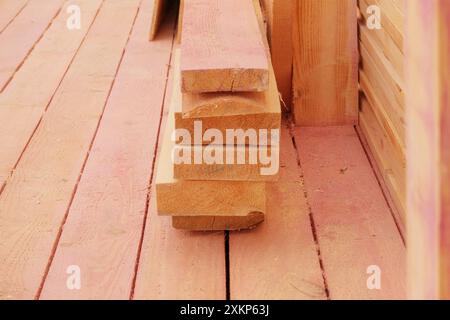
[0,0,103,194]
[40,0,175,299]
[0,0,141,300]
[0,0,64,92]
[0,0,28,33]
[295,126,406,299]
[230,124,326,299]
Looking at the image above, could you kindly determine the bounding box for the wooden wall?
[357,0,406,226]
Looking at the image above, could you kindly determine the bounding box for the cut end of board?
[172,212,265,231]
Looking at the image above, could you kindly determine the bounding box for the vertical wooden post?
[292,0,358,126]
[405,0,450,300]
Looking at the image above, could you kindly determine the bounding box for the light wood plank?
[0,0,28,33]
[229,123,327,300]
[292,0,358,126]
[0,0,103,192]
[149,0,166,40]
[0,0,64,92]
[260,0,293,109]
[295,126,406,299]
[176,63,281,146]
[39,0,175,300]
[405,0,450,300]
[180,0,268,93]
[0,0,141,300]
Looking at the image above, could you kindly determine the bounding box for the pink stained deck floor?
[0,0,405,300]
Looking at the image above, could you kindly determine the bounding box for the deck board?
[229,123,327,300]
[0,0,140,300]
[0,0,103,193]
[0,0,64,92]
[0,0,28,34]
[294,126,406,299]
[39,0,175,300]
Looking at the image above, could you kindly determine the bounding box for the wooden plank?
[0,0,64,92]
[156,99,266,217]
[180,0,268,93]
[292,0,358,126]
[0,0,141,300]
[172,213,264,231]
[173,144,279,182]
[133,45,226,301]
[405,0,450,300]
[0,0,103,192]
[260,0,293,109]
[229,123,326,299]
[294,127,406,299]
[0,0,28,33]
[176,63,281,146]
[149,0,166,40]
[39,0,175,300]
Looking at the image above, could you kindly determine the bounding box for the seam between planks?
[0,0,30,35]
[0,1,65,93]
[289,115,331,300]
[35,0,141,300]
[0,0,105,203]
[129,17,177,300]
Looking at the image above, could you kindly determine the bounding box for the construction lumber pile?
[155,0,281,231]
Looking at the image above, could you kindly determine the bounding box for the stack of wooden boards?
[155,0,281,231]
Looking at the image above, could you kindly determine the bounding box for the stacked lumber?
[357,0,406,230]
[155,0,281,231]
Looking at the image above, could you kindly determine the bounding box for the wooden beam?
[176,65,281,146]
[405,0,450,300]
[292,0,358,126]
[180,0,269,93]
[260,0,293,110]
[149,0,167,40]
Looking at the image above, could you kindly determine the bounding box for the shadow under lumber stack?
[155,0,281,231]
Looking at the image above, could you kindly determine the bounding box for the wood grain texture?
[0,0,64,92]
[229,123,326,300]
[260,0,293,109]
[149,0,166,40]
[176,64,281,146]
[357,0,406,225]
[133,44,226,300]
[0,0,103,194]
[173,144,279,182]
[292,0,358,125]
[405,0,450,300]
[39,0,175,300]
[156,96,266,217]
[295,127,406,299]
[180,0,268,93]
[0,0,141,300]
[172,212,264,231]
[0,0,28,33]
